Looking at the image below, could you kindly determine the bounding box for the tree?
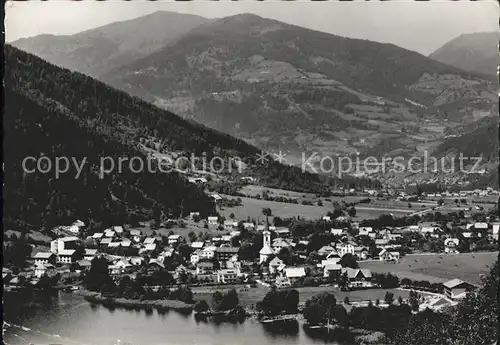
[84,257,112,292]
[409,290,419,312]
[398,296,404,305]
[188,231,197,243]
[375,298,380,306]
[256,288,299,316]
[334,305,349,329]
[384,292,394,305]
[277,247,292,265]
[262,208,272,217]
[344,296,350,305]
[194,300,210,313]
[347,207,357,217]
[339,253,358,268]
[337,272,349,290]
[212,289,240,312]
[303,292,337,325]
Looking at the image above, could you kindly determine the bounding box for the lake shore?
[76,289,194,312]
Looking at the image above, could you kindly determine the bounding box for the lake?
[3,292,350,345]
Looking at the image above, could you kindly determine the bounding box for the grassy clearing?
[359,252,498,285]
[219,195,413,222]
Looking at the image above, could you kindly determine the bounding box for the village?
[4,183,498,318]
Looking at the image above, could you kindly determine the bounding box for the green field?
[359,252,498,285]
[220,195,412,222]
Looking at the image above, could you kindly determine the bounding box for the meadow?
[359,252,498,285]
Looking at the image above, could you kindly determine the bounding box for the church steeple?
[259,216,273,263]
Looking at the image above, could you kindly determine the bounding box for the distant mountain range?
[13,11,212,77]
[429,32,499,77]
[12,12,497,165]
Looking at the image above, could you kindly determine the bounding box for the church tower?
[259,217,274,264]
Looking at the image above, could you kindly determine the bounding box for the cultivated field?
[359,252,498,285]
[221,194,414,222]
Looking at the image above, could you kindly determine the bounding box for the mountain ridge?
[429,31,499,76]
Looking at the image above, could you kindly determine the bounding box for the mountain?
[6,45,377,229]
[12,11,211,77]
[433,115,498,163]
[13,13,497,163]
[429,32,499,76]
[430,115,498,188]
[100,13,496,160]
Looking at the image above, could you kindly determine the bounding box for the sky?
[5,0,499,56]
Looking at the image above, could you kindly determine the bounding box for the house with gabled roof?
[33,252,56,266]
[268,257,284,274]
[92,233,104,240]
[341,268,373,288]
[34,262,56,278]
[443,279,476,300]
[191,241,205,249]
[84,249,98,261]
[167,234,182,245]
[323,263,342,278]
[100,238,112,246]
[283,267,306,284]
[444,238,460,254]
[331,228,344,236]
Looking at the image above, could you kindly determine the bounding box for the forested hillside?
[4,87,215,231]
[4,45,380,230]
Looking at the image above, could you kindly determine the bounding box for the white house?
[358,227,373,236]
[321,257,341,268]
[318,245,336,257]
[217,269,240,284]
[190,250,201,265]
[33,252,56,266]
[272,238,291,253]
[443,279,475,300]
[196,261,215,275]
[67,220,86,233]
[331,228,344,236]
[444,238,460,254]
[191,241,205,250]
[34,263,55,278]
[104,230,116,238]
[50,236,79,255]
[337,243,355,257]
[224,220,238,230]
[113,226,124,234]
[268,257,284,274]
[200,246,217,260]
[492,223,499,241]
[92,233,104,240]
[58,249,77,264]
[168,235,182,245]
[418,222,441,234]
[283,267,306,284]
[208,216,219,226]
[473,222,488,231]
[242,222,255,230]
[379,249,400,262]
[323,263,342,278]
[83,249,98,261]
[322,216,331,222]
